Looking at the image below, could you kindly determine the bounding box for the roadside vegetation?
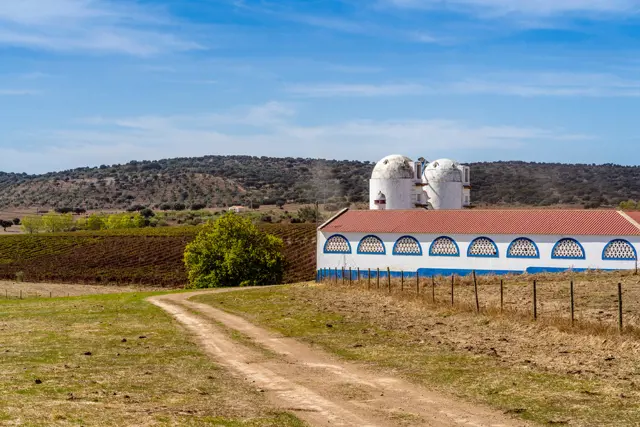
[194,278,640,426]
[0,289,304,426]
[184,213,284,288]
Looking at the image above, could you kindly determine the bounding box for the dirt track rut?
[149,290,527,427]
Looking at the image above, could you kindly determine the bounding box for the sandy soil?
[150,289,527,427]
[0,280,162,298]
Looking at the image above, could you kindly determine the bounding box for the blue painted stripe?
[316,266,624,280]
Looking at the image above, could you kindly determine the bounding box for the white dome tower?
[369,155,427,210]
[424,159,464,210]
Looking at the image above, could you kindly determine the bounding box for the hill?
[1,156,640,210]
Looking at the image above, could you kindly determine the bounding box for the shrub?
[183,213,284,288]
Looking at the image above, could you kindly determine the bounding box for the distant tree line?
[2,156,640,210]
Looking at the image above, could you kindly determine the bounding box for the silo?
[424,159,463,210]
[369,155,418,210]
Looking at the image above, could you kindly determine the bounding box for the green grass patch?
[0,291,304,426]
[194,285,640,426]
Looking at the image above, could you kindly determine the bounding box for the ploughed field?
[0,224,316,287]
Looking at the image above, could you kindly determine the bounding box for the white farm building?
[316,155,640,279]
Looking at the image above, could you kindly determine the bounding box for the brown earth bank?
[0,224,316,286]
[195,279,640,426]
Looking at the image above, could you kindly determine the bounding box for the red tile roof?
[321,209,640,236]
[625,211,640,226]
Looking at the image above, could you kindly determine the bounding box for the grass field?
[0,223,316,286]
[194,281,640,427]
[0,288,304,426]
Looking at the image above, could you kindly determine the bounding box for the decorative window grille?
[393,236,422,255]
[324,235,351,254]
[507,238,539,258]
[358,236,385,254]
[468,237,498,257]
[603,240,637,260]
[552,239,585,259]
[429,237,460,256]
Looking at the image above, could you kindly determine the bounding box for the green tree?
[297,205,320,223]
[183,213,284,288]
[86,214,107,230]
[0,220,12,231]
[619,200,638,210]
[42,212,74,233]
[21,216,44,234]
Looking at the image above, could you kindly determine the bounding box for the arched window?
[507,238,539,258]
[324,235,351,254]
[602,239,637,261]
[393,236,422,256]
[467,237,499,258]
[552,238,585,259]
[357,235,385,255]
[429,236,460,257]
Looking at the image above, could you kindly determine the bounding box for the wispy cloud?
[3,102,591,173]
[0,89,39,96]
[384,0,640,17]
[0,0,202,56]
[448,72,640,97]
[286,83,427,97]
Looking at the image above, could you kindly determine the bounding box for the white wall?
[369,179,415,210]
[317,231,639,276]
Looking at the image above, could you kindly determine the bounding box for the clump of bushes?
[183,213,283,288]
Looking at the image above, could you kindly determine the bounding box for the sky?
[2,0,640,174]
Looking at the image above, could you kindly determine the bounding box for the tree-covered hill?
[1,156,639,210]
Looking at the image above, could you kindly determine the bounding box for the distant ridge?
[1,155,639,210]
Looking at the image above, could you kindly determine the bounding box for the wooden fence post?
[368,268,371,290]
[473,271,479,314]
[377,268,380,289]
[416,271,420,295]
[533,280,537,320]
[335,267,338,284]
[570,280,575,326]
[432,276,435,303]
[387,267,391,293]
[349,267,352,284]
[20,290,22,300]
[342,267,345,284]
[357,267,360,282]
[500,279,504,313]
[618,283,623,333]
[451,274,455,306]
[401,271,404,292]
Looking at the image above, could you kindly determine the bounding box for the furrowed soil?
[194,280,640,426]
[0,289,305,426]
[0,223,316,286]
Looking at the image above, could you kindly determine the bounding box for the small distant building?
[228,206,246,213]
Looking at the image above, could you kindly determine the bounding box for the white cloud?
[384,0,640,16]
[0,0,202,56]
[448,72,640,97]
[0,89,39,96]
[2,102,591,173]
[286,83,427,97]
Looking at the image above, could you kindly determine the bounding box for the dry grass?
[196,280,640,426]
[0,280,163,299]
[331,270,640,334]
[0,290,305,426]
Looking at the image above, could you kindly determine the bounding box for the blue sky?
[2,0,640,173]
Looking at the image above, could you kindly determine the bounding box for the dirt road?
[149,290,527,427]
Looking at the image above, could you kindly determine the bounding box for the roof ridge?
[617,210,640,232]
[318,208,349,230]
